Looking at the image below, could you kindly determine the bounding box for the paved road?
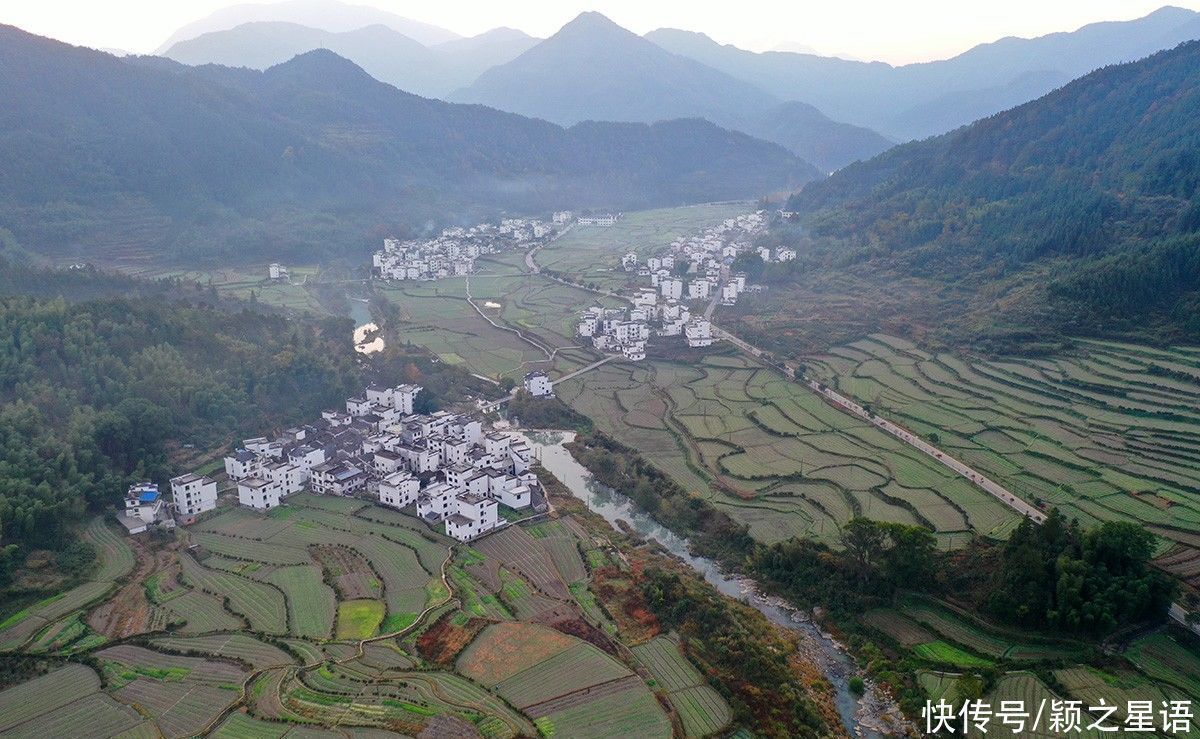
[555,355,617,384]
[523,222,572,274]
[710,315,1043,520]
[805,380,1046,523]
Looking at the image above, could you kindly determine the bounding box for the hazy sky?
[5,0,1199,63]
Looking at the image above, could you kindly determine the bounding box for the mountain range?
[165,21,538,99]
[648,6,1200,139]
[450,13,894,172]
[160,6,1200,171]
[154,0,461,52]
[0,25,815,264]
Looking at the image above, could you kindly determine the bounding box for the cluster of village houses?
[577,211,771,361]
[371,217,559,282]
[119,383,543,543]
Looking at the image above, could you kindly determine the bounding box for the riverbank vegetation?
[564,430,1182,718]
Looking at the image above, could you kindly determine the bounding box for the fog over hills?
[154,0,460,52]
[451,12,893,171]
[153,6,1200,170]
[0,24,815,263]
[647,6,1200,139]
[163,21,537,98]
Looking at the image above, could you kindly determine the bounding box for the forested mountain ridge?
[0,25,814,265]
[778,40,1200,345]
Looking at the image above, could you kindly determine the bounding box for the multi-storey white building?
[264,461,306,496]
[237,477,282,510]
[685,319,714,348]
[379,471,420,509]
[223,449,262,480]
[170,473,217,522]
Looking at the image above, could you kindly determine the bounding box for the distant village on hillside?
[118,382,543,543]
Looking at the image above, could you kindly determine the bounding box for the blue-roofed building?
[117,482,175,535]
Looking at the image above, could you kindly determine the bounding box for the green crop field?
[898,595,1084,661]
[538,204,747,292]
[558,352,1023,548]
[1124,632,1200,700]
[806,335,1200,549]
[268,565,336,639]
[534,681,673,739]
[180,552,288,634]
[152,633,293,669]
[336,599,385,639]
[912,640,995,668]
[633,635,732,737]
[83,516,136,581]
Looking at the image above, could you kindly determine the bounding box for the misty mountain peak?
[554,11,640,43]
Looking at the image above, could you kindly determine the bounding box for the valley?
[2,200,1199,738]
[2,4,1200,736]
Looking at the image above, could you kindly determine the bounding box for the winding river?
[519,430,895,738]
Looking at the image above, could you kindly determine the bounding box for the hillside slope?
[733,41,1200,352]
[0,25,816,264]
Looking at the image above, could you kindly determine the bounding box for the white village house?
[170,473,217,524]
[169,381,540,542]
[524,371,553,397]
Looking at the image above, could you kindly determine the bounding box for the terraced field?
[806,335,1200,549]
[632,634,732,737]
[892,595,1085,663]
[189,495,447,627]
[557,352,1021,547]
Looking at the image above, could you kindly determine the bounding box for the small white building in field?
[379,471,420,509]
[622,342,646,362]
[269,263,288,281]
[523,371,553,397]
[170,473,218,522]
[238,477,282,510]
